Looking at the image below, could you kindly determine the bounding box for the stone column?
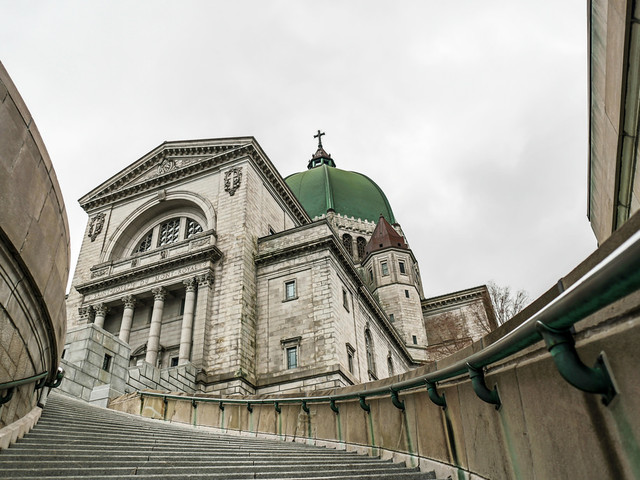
[190,272,214,368]
[145,287,167,366]
[178,278,197,365]
[118,295,137,344]
[93,303,109,329]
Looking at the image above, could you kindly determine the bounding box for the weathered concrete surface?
[0,61,70,435]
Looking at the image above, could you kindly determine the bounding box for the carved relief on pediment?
[116,156,206,190]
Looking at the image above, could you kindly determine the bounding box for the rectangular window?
[170,356,179,367]
[399,261,406,274]
[285,280,296,300]
[412,335,418,345]
[368,268,373,282]
[179,298,185,316]
[346,343,355,374]
[381,261,389,276]
[405,289,410,298]
[389,313,394,323]
[342,288,349,311]
[286,346,298,369]
[102,354,112,372]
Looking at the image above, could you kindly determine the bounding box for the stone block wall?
[59,324,130,401]
[127,362,196,394]
[0,61,70,434]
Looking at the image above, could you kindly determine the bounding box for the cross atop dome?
[307,129,336,169]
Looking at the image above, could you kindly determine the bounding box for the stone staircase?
[0,392,439,479]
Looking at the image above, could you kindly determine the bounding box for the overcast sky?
[1,1,595,301]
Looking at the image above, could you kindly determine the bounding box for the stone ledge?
[0,403,42,450]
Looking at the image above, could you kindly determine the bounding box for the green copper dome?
[285,146,396,224]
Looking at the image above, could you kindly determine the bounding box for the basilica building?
[61,135,495,401]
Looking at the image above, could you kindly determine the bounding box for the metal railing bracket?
[358,395,370,412]
[390,388,405,411]
[426,380,447,409]
[536,321,617,405]
[467,363,501,409]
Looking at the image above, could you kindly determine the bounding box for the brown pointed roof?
[364,215,407,257]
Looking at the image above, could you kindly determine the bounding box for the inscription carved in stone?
[224,167,242,196]
[88,213,106,242]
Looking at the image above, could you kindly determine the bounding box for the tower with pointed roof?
[361,215,428,361]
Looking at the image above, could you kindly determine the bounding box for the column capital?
[78,306,95,321]
[93,303,109,316]
[197,272,214,288]
[121,295,137,309]
[151,287,167,301]
[183,277,197,292]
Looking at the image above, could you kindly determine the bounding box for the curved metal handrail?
[0,367,65,406]
[138,230,640,409]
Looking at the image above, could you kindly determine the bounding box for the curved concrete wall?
[0,61,70,431]
[111,215,640,479]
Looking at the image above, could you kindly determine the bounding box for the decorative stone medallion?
[224,167,242,196]
[88,213,106,242]
[157,158,176,175]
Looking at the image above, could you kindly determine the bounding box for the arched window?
[365,329,376,376]
[387,355,394,376]
[130,216,204,256]
[342,234,353,256]
[357,237,366,260]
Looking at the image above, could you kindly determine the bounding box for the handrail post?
[537,321,617,405]
[426,380,447,409]
[467,363,501,409]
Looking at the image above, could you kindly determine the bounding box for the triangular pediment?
[79,137,255,210]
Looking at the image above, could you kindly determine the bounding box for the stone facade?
[63,137,494,399]
[0,61,70,436]
[422,286,497,361]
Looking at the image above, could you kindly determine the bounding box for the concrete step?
[0,393,439,480]
[2,474,434,480]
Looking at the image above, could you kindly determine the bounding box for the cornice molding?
[80,139,310,226]
[75,245,222,295]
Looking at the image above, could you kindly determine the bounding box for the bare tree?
[487,281,529,325]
